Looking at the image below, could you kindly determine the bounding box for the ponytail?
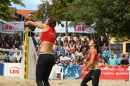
[95,44,99,54]
[93,38,99,54]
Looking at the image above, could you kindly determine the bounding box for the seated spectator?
[75,47,83,59]
[117,53,123,65]
[8,51,14,62]
[64,32,70,41]
[108,54,117,66]
[69,41,75,53]
[71,49,76,60]
[19,45,24,55]
[60,53,68,62]
[120,55,129,67]
[14,52,22,62]
[82,59,87,65]
[12,57,18,63]
[11,45,18,51]
[19,57,22,63]
[76,41,81,49]
[63,42,69,56]
[125,55,130,63]
[4,57,11,63]
[64,58,71,66]
[73,60,79,65]
[53,51,59,61]
[58,47,65,55]
[0,57,4,64]
[99,58,107,66]
[1,51,7,61]
[82,47,88,58]
[57,41,62,50]
[68,53,74,61]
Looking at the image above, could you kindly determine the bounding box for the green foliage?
[36,0,130,40]
[64,0,130,40]
[0,0,25,21]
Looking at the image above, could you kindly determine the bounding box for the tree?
[0,0,25,21]
[36,0,75,21]
[64,0,130,41]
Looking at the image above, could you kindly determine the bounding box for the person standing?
[25,15,36,45]
[81,38,101,86]
[25,17,61,86]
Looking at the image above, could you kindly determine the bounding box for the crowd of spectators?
[0,32,130,68]
[36,33,130,67]
[0,33,23,63]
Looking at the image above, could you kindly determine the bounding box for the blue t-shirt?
[117,57,122,65]
[8,55,14,61]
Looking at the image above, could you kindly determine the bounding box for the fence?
[0,63,129,80]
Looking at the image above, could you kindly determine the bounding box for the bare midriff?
[39,41,54,53]
[91,61,99,69]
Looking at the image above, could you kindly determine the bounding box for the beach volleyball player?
[25,17,60,86]
[81,38,101,86]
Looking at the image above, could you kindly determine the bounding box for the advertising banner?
[0,21,24,32]
[0,64,4,75]
[62,65,81,79]
[68,22,95,33]
[4,63,21,77]
[81,66,129,80]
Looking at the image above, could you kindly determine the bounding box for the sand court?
[0,76,130,86]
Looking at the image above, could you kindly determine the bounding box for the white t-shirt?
[60,56,68,61]
[14,54,22,61]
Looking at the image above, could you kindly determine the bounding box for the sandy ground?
[0,76,130,86]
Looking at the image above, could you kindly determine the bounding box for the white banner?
[35,21,66,33]
[0,21,24,32]
[4,63,21,77]
[68,25,95,33]
[55,21,66,33]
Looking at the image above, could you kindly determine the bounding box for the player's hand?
[81,70,85,75]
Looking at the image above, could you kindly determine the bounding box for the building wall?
[109,37,130,54]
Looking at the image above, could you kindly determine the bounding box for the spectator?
[102,46,111,63]
[4,57,11,63]
[75,47,82,59]
[117,53,123,65]
[8,52,14,62]
[57,41,62,50]
[14,52,22,62]
[63,42,69,56]
[60,53,68,62]
[64,33,70,41]
[99,58,107,66]
[120,55,129,67]
[12,57,18,63]
[58,47,65,55]
[108,54,117,66]
[57,33,64,42]
[0,57,4,64]
[102,36,108,46]
[111,49,117,58]
[76,41,81,49]
[82,47,88,57]
[53,51,59,61]
[1,51,7,61]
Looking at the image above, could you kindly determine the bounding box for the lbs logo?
[10,67,20,74]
